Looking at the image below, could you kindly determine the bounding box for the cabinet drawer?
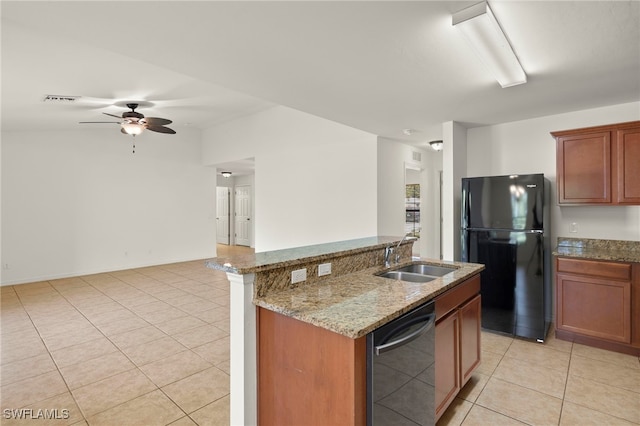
[557,257,631,280]
[435,274,480,320]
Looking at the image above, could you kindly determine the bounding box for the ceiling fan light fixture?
[452,1,526,88]
[221,171,232,178]
[121,121,144,136]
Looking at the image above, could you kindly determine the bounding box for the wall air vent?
[43,95,81,102]
[412,151,422,162]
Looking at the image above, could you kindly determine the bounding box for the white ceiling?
[2,1,639,155]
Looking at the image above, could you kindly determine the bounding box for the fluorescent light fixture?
[121,122,144,136]
[453,2,526,88]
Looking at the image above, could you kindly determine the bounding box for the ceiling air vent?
[412,151,422,162]
[43,95,80,102]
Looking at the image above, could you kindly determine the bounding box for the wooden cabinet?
[459,294,482,383]
[256,273,482,425]
[555,257,640,356]
[257,307,366,426]
[435,275,481,422]
[435,311,459,418]
[552,121,640,205]
[616,126,640,203]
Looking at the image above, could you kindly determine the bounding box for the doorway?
[216,183,253,247]
[216,243,254,257]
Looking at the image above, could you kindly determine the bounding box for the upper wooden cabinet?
[552,121,640,205]
[616,126,640,203]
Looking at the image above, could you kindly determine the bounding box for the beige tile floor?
[2,244,639,425]
[439,330,640,426]
[0,244,251,425]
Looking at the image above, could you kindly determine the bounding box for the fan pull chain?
[132,135,136,154]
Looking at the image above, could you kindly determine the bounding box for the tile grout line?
[556,338,574,425]
[463,335,510,425]
[10,281,90,424]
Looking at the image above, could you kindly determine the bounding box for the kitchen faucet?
[395,233,412,264]
[384,245,394,268]
[384,233,413,267]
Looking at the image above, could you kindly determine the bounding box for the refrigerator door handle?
[464,228,544,234]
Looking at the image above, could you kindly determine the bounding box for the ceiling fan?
[80,103,176,136]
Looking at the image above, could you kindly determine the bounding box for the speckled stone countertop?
[254,259,484,339]
[554,237,640,263]
[206,236,404,274]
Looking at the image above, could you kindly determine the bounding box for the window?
[406,184,420,238]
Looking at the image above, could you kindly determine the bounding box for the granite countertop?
[254,259,484,339]
[205,236,404,274]
[553,237,640,263]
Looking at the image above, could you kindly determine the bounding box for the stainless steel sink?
[394,263,457,277]
[375,262,457,283]
[376,270,436,283]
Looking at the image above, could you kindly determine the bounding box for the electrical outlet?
[318,263,332,276]
[3,263,9,270]
[569,222,578,233]
[291,268,307,284]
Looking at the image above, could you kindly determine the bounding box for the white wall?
[442,121,467,260]
[202,106,378,252]
[1,128,217,285]
[377,138,407,238]
[467,101,640,243]
[423,150,443,259]
[377,138,441,258]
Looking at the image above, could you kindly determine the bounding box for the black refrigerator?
[461,174,550,341]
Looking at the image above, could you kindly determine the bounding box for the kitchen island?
[207,237,484,425]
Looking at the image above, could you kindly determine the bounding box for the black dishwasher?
[366,301,436,426]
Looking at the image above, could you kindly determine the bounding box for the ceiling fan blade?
[121,128,128,134]
[143,117,172,126]
[102,112,123,119]
[79,121,120,124]
[146,125,176,134]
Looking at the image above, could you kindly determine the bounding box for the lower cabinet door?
[459,294,481,385]
[435,312,459,420]
[557,273,631,343]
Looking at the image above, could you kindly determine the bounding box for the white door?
[216,187,230,244]
[235,185,251,246]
